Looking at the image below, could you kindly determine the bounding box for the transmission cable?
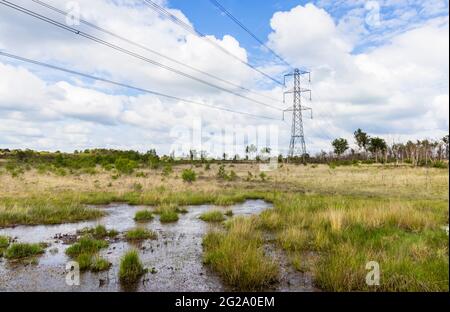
[30,0,280,104]
[0,0,282,112]
[143,0,284,86]
[208,0,292,69]
[0,51,280,121]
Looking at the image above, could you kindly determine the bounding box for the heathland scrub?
[0,163,448,291]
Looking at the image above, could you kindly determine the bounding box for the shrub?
[217,165,228,180]
[115,158,137,174]
[132,183,143,193]
[181,169,197,183]
[134,210,154,222]
[5,243,45,259]
[119,250,146,283]
[162,163,173,176]
[259,172,267,181]
[432,161,448,169]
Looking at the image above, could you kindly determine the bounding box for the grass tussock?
[199,210,225,222]
[0,235,10,257]
[203,217,278,290]
[125,228,157,241]
[90,256,112,272]
[65,235,111,272]
[154,204,180,223]
[119,250,146,283]
[134,210,154,222]
[65,235,108,258]
[4,242,45,259]
[78,225,118,239]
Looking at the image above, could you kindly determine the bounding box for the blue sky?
[169,0,305,65]
[0,0,448,155]
[169,0,449,59]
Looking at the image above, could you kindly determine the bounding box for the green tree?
[354,128,370,153]
[368,137,387,163]
[332,138,349,157]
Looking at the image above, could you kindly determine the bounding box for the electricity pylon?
[283,69,312,159]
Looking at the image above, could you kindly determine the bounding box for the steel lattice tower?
[283,69,312,159]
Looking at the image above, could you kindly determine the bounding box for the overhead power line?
[0,51,280,121]
[208,0,292,69]
[0,0,281,112]
[142,0,284,86]
[30,0,280,104]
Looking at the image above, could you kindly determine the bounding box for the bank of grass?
[203,217,279,290]
[126,228,157,241]
[257,193,449,291]
[4,242,45,259]
[0,196,103,227]
[200,210,225,222]
[119,249,146,283]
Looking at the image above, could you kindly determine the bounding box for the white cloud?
[0,0,448,155]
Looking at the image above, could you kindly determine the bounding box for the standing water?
[0,200,316,292]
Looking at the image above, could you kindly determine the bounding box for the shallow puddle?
[0,200,316,292]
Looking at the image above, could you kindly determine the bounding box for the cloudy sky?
[0,0,448,156]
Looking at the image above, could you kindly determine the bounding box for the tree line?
[330,129,449,166]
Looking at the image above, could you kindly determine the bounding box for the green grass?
[78,225,118,239]
[203,217,278,290]
[0,189,268,227]
[125,228,157,241]
[160,210,179,223]
[0,196,103,227]
[261,193,449,291]
[119,250,146,283]
[4,243,45,259]
[90,256,111,272]
[199,210,225,222]
[0,235,10,256]
[134,210,154,222]
[76,253,93,271]
[65,235,108,258]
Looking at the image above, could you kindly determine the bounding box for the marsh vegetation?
[0,148,448,291]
